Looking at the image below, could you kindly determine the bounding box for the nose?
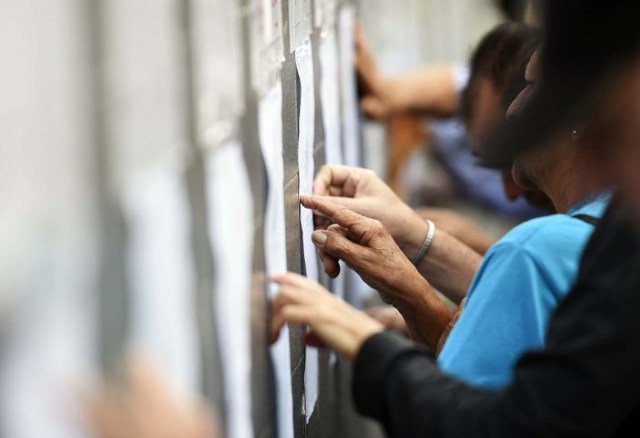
[506,85,531,121]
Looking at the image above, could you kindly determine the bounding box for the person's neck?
[540,160,610,214]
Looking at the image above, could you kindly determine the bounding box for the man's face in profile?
[505,49,545,193]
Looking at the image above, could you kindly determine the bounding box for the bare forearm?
[398,217,482,305]
[451,227,496,255]
[384,65,458,118]
[393,276,453,349]
[418,231,482,304]
[416,207,498,255]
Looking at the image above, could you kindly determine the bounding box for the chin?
[524,192,556,212]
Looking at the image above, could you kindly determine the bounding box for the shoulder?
[496,214,596,259]
[468,215,594,306]
[477,214,597,286]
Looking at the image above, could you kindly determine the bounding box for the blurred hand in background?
[89,358,218,438]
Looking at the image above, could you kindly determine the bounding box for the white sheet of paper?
[338,4,361,168]
[103,0,188,185]
[191,0,244,146]
[288,0,312,52]
[0,1,106,435]
[258,81,295,438]
[206,141,254,438]
[319,26,346,365]
[320,30,344,166]
[123,168,201,399]
[336,5,378,309]
[296,40,318,284]
[295,39,320,421]
[1,249,98,438]
[314,0,337,31]
[251,0,284,94]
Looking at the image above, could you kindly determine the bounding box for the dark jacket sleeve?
[353,202,640,438]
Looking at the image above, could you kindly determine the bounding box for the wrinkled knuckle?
[334,203,348,213]
[325,234,346,255]
[370,219,385,234]
[327,223,342,233]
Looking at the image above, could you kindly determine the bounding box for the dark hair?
[496,0,528,21]
[461,22,541,122]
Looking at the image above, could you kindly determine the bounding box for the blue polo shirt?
[437,192,611,389]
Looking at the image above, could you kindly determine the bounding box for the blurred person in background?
[360,23,563,342]
[458,24,552,212]
[270,0,640,435]
[356,22,553,257]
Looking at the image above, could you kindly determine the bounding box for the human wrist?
[391,272,433,312]
[397,211,431,260]
[345,321,385,362]
[411,219,436,266]
[392,277,451,348]
[381,77,407,115]
[379,262,431,308]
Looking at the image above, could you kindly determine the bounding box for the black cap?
[481,0,640,167]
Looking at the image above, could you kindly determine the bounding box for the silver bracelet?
[412,219,436,266]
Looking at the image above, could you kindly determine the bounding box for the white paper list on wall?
[258,80,295,438]
[1,248,98,438]
[122,168,201,399]
[319,22,347,362]
[251,0,285,94]
[295,38,320,422]
[0,3,100,424]
[102,0,206,398]
[319,27,344,168]
[337,3,377,308]
[191,0,244,147]
[206,141,255,438]
[338,3,362,168]
[314,0,338,34]
[102,0,188,187]
[289,0,313,53]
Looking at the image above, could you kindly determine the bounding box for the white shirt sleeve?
[452,63,471,96]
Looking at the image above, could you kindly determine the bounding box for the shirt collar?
[567,189,615,216]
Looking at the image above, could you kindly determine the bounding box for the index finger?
[301,195,372,233]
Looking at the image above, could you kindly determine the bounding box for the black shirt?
[353,199,640,437]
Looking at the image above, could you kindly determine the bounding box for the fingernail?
[312,231,328,246]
